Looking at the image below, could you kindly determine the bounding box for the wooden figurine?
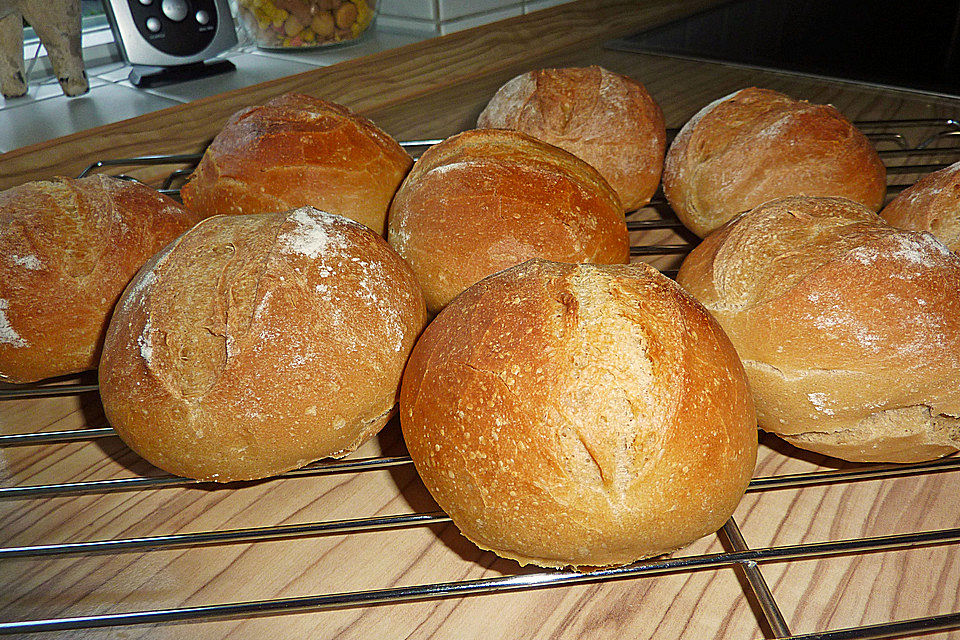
[0,0,89,98]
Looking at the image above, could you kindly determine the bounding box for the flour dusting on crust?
[126,270,157,311]
[812,313,881,351]
[10,254,42,270]
[424,160,480,179]
[279,207,355,258]
[477,72,532,127]
[0,299,27,348]
[756,112,794,140]
[138,316,153,364]
[903,161,960,204]
[850,231,952,268]
[122,233,184,314]
[891,232,952,264]
[273,207,413,355]
[354,256,405,352]
[664,90,741,177]
[807,392,835,415]
[687,91,741,130]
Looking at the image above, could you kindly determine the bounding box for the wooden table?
[2,1,959,638]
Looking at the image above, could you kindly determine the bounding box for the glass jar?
[234,0,377,50]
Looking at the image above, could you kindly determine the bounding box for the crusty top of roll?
[400,259,757,568]
[677,196,960,462]
[477,66,666,212]
[181,93,412,235]
[403,127,624,198]
[881,160,960,252]
[100,207,427,482]
[387,128,628,315]
[0,175,201,383]
[663,87,887,237]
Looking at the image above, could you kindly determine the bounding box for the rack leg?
[720,518,792,639]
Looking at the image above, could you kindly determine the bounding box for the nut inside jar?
[235,0,377,49]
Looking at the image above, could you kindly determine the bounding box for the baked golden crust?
[400,259,757,568]
[181,93,413,235]
[663,87,887,237]
[0,175,201,383]
[478,66,666,212]
[677,196,960,462]
[99,207,427,482]
[881,160,960,252]
[387,129,629,315]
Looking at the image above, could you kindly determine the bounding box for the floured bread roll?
[181,93,412,235]
[100,207,428,482]
[400,259,757,568]
[477,66,666,212]
[677,195,960,463]
[387,129,629,315]
[663,87,886,237]
[881,160,960,252]
[0,175,201,383]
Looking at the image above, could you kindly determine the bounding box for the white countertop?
[0,27,429,155]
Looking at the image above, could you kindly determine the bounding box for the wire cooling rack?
[1,119,959,638]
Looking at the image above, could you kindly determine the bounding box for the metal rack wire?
[1,119,959,638]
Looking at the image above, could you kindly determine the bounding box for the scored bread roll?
[477,66,666,212]
[881,160,960,252]
[181,93,412,235]
[676,196,960,463]
[99,207,427,482]
[663,87,887,237]
[387,129,629,315]
[0,175,201,384]
[400,259,757,568]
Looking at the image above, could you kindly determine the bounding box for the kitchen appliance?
[101,0,237,88]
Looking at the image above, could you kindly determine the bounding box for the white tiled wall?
[523,0,573,11]
[441,6,523,34]
[380,0,572,35]
[378,0,437,21]
[439,0,519,22]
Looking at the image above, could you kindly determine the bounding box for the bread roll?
[0,175,201,384]
[881,160,960,252]
[181,93,412,235]
[400,259,757,568]
[99,207,427,482]
[387,129,629,315]
[663,87,887,237]
[477,66,666,212]
[676,196,960,463]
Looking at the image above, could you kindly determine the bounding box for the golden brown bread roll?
[400,259,757,568]
[676,196,960,463]
[387,129,629,315]
[0,175,201,384]
[477,66,666,212]
[663,87,887,237]
[99,207,428,482]
[181,93,412,235]
[881,160,960,252]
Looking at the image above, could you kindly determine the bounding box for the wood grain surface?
[2,1,960,638]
